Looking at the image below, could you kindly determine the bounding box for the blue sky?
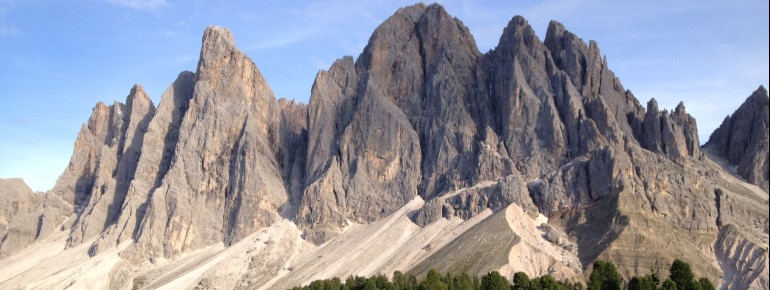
[1,0,768,192]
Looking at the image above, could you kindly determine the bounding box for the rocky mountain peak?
[196,26,253,87]
[746,85,769,108]
[126,84,150,104]
[358,2,479,77]
[86,101,112,141]
[498,15,541,53]
[544,19,603,95]
[705,85,770,191]
[639,96,700,165]
[674,101,686,114]
[545,20,567,37]
[544,20,581,55]
[392,2,427,18]
[200,26,236,58]
[647,98,659,112]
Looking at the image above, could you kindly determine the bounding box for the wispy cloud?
[8,118,29,126]
[0,24,19,36]
[107,0,169,11]
[244,30,316,51]
[0,0,20,36]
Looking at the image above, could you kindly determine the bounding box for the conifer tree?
[661,278,678,290]
[587,260,622,290]
[512,272,531,290]
[453,272,474,290]
[480,271,509,290]
[419,269,448,290]
[669,259,695,290]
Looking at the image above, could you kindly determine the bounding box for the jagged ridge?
[0,3,767,289]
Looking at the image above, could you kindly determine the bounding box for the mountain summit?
[705,86,770,192]
[0,3,767,290]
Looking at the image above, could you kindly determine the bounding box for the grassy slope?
[407,208,519,277]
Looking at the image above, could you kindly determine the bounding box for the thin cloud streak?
[0,24,18,36]
[107,0,169,11]
[243,30,316,51]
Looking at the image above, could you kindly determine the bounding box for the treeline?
[289,259,715,290]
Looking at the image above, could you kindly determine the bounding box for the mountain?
[0,178,70,259]
[0,3,767,290]
[704,86,770,193]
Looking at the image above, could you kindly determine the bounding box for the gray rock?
[50,101,116,212]
[638,99,701,165]
[705,86,769,192]
[0,178,71,259]
[125,26,298,259]
[112,71,195,249]
[298,3,486,243]
[714,225,769,290]
[67,85,156,248]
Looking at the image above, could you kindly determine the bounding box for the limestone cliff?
[705,86,770,192]
[0,178,70,259]
[123,26,304,259]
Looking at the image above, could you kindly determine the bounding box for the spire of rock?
[111,71,195,249]
[50,100,117,211]
[706,86,770,191]
[639,97,700,164]
[126,23,293,259]
[66,84,156,248]
[197,26,236,80]
[298,2,486,242]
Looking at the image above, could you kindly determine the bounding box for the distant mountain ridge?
[0,3,767,290]
[705,86,770,192]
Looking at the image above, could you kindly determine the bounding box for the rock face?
[705,86,770,192]
[298,4,705,243]
[65,85,156,247]
[122,26,306,259]
[299,4,486,242]
[0,178,71,259]
[34,26,306,260]
[639,99,701,165]
[0,3,767,289]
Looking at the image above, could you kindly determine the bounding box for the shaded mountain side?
[705,86,770,193]
[114,26,308,260]
[65,85,157,248]
[37,26,307,261]
[0,178,71,259]
[0,2,767,290]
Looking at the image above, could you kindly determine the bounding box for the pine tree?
[669,259,695,290]
[660,278,678,290]
[537,274,562,290]
[480,271,509,290]
[393,271,407,290]
[444,272,455,290]
[696,278,715,290]
[419,269,448,290]
[512,272,531,290]
[587,260,622,290]
[628,276,656,290]
[364,279,379,290]
[453,272,474,290]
